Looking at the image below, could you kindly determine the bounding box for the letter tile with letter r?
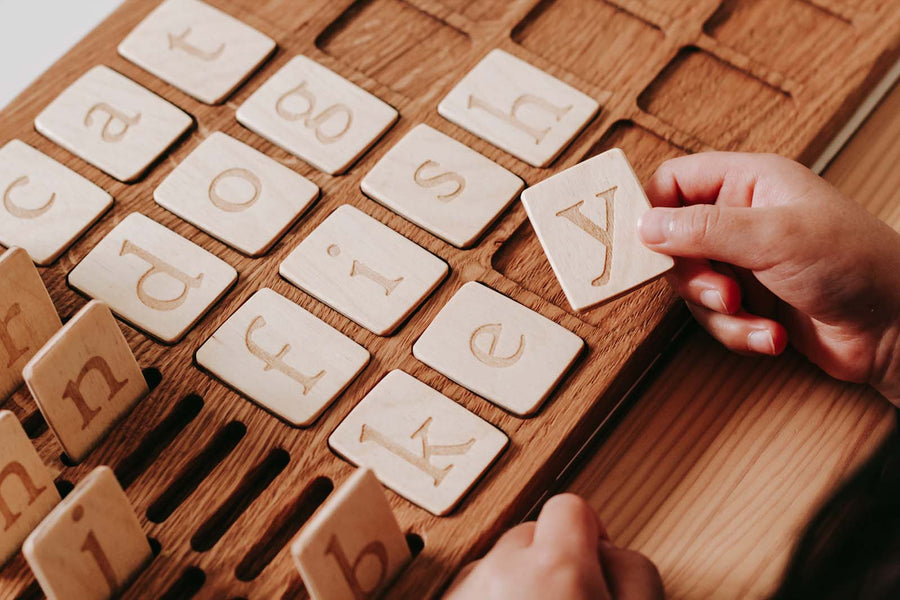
[329,370,507,515]
[68,212,237,343]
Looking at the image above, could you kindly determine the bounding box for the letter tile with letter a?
[329,370,507,515]
[34,65,192,182]
[361,124,524,248]
[291,468,410,600]
[521,148,674,311]
[280,205,448,336]
[0,140,112,265]
[68,212,237,343]
[414,282,583,416]
[155,132,319,256]
[196,288,369,426]
[438,49,598,168]
[236,55,398,175]
[23,301,148,463]
[118,0,276,104]
[23,466,151,600]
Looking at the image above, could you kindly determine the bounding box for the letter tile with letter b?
[23,466,151,600]
[291,468,410,600]
[34,65,192,182]
[329,370,507,515]
[68,213,237,343]
[438,49,598,168]
[414,282,583,416]
[236,55,398,175]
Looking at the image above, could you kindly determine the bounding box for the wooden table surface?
[566,81,900,599]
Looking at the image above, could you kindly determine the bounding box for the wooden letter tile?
[520,148,675,311]
[23,301,149,463]
[361,124,524,248]
[118,0,276,104]
[68,212,237,343]
[414,282,583,416]
[154,132,319,256]
[196,288,369,426]
[23,465,151,600]
[438,49,598,168]
[291,468,410,600]
[34,65,192,182]
[0,140,112,265]
[280,205,448,335]
[0,247,62,400]
[329,370,508,515]
[236,55,398,175]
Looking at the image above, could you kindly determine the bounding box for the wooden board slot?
[21,411,47,440]
[159,566,206,600]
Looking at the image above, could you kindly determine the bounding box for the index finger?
[532,494,602,559]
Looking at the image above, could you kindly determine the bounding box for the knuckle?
[678,206,720,247]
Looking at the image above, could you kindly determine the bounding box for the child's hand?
[638,152,900,404]
[443,494,663,600]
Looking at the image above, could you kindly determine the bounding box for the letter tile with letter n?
[438,49,598,168]
[34,65,192,182]
[118,0,276,104]
[196,288,369,426]
[521,148,675,312]
[280,205,448,336]
[414,282,583,416]
[361,124,524,248]
[291,468,410,600]
[23,466,151,600]
[68,212,237,343]
[329,370,508,515]
[236,55,398,175]
[23,301,148,463]
[0,140,112,266]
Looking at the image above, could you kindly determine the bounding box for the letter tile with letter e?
[155,132,319,256]
[329,370,508,515]
[236,55,398,175]
[196,288,369,426]
[34,65,192,182]
[280,205,448,336]
[438,49,598,168]
[0,247,62,400]
[23,301,149,463]
[118,0,276,104]
[414,282,583,416]
[291,468,410,600]
[23,466,151,600]
[0,140,112,265]
[361,124,524,248]
[68,212,237,343]
[521,148,675,311]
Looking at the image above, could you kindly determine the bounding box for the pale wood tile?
[118,0,276,104]
[154,132,319,256]
[279,205,448,335]
[0,140,112,265]
[437,49,598,168]
[413,282,583,416]
[23,465,151,600]
[291,468,410,600]
[236,55,398,175]
[329,370,508,515]
[22,301,148,463]
[361,124,524,248]
[520,148,675,311]
[68,212,237,343]
[196,288,369,426]
[34,65,192,182]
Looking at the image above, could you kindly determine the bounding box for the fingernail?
[637,209,670,245]
[700,289,727,313]
[748,330,776,355]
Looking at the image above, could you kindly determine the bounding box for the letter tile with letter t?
[329,370,508,515]
[34,65,192,182]
[291,468,411,600]
[68,212,237,343]
[521,148,675,312]
[23,466,152,600]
